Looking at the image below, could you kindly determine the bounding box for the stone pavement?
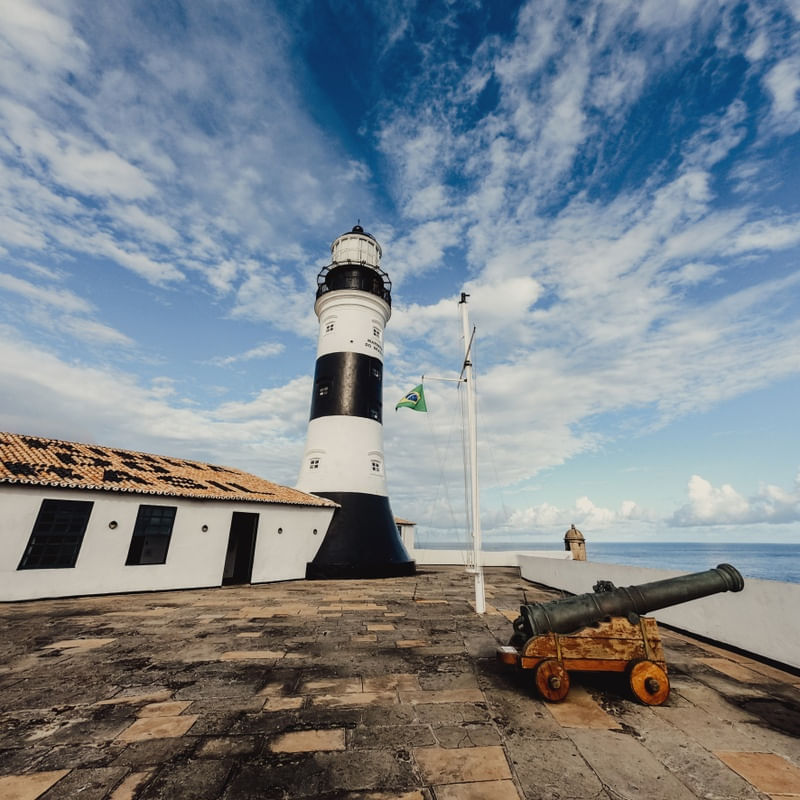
[1,566,799,799]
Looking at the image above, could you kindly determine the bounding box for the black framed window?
[18,499,93,569]
[125,505,177,565]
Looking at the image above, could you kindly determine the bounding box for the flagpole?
[458,292,485,615]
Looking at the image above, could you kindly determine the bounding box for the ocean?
[416,540,800,585]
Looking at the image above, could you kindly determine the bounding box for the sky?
[1,0,799,548]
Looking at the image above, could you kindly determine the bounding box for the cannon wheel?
[628,660,669,705]
[534,659,570,702]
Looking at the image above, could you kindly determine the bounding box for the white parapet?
[411,549,572,567]
[517,555,800,671]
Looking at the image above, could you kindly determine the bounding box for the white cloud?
[0,327,309,484]
[0,0,377,307]
[763,57,800,133]
[0,272,91,313]
[59,316,134,347]
[209,341,286,367]
[726,217,800,253]
[670,473,800,526]
[0,0,87,79]
[230,265,315,338]
[507,495,653,532]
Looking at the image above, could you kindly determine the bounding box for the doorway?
[222,512,259,585]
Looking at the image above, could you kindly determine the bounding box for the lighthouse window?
[369,407,379,420]
[325,322,335,333]
[371,460,381,473]
[309,458,320,469]
[372,327,381,338]
[371,366,381,379]
[317,381,330,397]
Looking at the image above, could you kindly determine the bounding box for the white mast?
[459,292,486,614]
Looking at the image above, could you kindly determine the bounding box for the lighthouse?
[297,225,416,578]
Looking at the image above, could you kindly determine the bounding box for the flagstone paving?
[1,566,798,799]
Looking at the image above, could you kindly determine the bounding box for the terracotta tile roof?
[0,432,336,508]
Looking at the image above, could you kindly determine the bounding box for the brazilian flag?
[395,384,427,412]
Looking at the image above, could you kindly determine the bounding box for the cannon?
[497,564,744,705]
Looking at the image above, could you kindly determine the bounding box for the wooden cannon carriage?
[498,564,744,705]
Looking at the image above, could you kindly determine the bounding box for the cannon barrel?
[514,564,744,641]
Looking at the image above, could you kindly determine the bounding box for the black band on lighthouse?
[310,352,383,422]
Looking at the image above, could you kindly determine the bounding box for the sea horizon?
[413,539,800,585]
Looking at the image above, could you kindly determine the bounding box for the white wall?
[251,504,335,583]
[412,548,571,567]
[1,486,334,601]
[518,555,800,670]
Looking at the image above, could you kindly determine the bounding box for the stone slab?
[262,696,304,712]
[42,639,116,652]
[414,746,512,784]
[39,767,128,800]
[433,724,503,748]
[116,715,198,742]
[301,677,363,694]
[348,724,437,749]
[312,690,398,708]
[698,658,769,683]
[569,729,698,799]
[95,690,173,706]
[108,770,152,800]
[400,688,484,704]
[616,701,764,799]
[340,793,425,800]
[504,735,604,799]
[715,751,800,795]
[544,686,622,730]
[434,780,520,800]
[362,674,420,692]
[269,728,346,753]
[137,701,192,717]
[0,770,70,800]
[218,650,285,660]
[136,758,231,800]
[195,736,258,758]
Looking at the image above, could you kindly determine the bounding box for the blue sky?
[1,0,799,546]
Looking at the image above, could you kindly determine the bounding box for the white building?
[0,432,336,602]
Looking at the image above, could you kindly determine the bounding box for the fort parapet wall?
[518,555,800,671]
[410,549,572,567]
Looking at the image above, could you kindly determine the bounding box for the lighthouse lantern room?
[297,225,415,578]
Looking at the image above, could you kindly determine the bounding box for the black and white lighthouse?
[297,225,415,578]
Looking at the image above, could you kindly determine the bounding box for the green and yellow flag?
[395,384,427,412]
